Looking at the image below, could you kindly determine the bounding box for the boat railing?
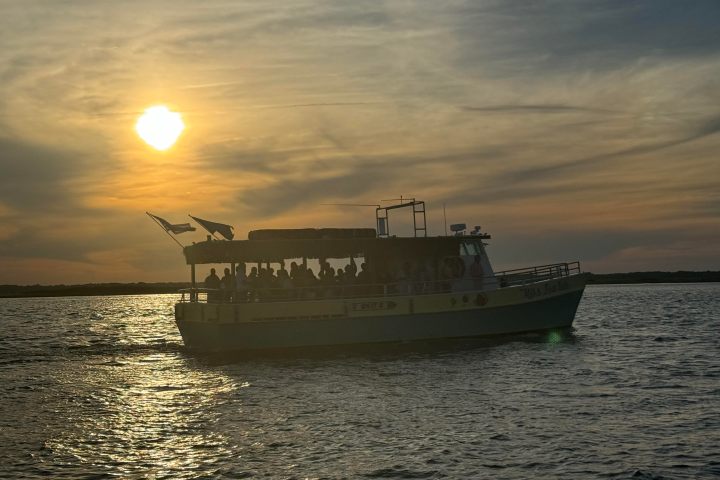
[178,261,581,303]
[178,288,216,303]
[494,261,581,287]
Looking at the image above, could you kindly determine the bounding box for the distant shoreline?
[586,271,720,285]
[1,271,718,299]
[0,282,189,299]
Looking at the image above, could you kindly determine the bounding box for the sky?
[1,0,719,284]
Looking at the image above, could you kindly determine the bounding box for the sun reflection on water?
[38,295,246,478]
[51,356,240,477]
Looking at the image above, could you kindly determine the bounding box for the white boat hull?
[174,274,588,351]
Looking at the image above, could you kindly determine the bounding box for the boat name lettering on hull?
[522,280,570,299]
[350,300,397,312]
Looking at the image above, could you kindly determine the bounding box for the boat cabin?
[182,227,497,302]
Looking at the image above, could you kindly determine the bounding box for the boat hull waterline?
[175,274,587,351]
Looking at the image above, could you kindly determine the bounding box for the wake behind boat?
[172,200,587,351]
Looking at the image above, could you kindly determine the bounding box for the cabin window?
[460,241,481,256]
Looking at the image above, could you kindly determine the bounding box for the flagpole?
[189,214,221,240]
[146,212,185,249]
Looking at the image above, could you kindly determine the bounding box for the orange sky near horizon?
[1,1,719,285]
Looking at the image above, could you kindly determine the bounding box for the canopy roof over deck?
[182,228,488,265]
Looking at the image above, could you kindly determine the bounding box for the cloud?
[450,1,720,75]
[0,136,86,212]
[264,102,383,110]
[495,113,720,184]
[236,161,402,217]
[1,0,719,282]
[493,228,674,265]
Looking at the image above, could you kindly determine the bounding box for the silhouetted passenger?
[220,267,233,302]
[256,268,272,300]
[335,268,346,297]
[318,261,330,283]
[355,262,371,296]
[300,266,318,298]
[397,261,413,294]
[355,263,368,282]
[345,259,357,280]
[204,268,221,302]
[413,263,431,294]
[267,267,279,294]
[235,263,247,302]
[247,267,258,301]
[278,267,293,299]
[290,262,300,285]
[321,266,336,297]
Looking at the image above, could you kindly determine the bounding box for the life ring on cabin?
[443,256,466,279]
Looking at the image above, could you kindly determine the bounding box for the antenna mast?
[443,203,448,236]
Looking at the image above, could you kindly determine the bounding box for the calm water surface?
[0,284,718,479]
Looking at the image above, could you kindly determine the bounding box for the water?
[0,284,718,479]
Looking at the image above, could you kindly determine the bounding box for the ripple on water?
[0,286,719,478]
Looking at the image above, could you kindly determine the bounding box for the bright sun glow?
[135,106,185,151]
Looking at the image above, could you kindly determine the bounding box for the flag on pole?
[147,212,196,234]
[190,215,234,240]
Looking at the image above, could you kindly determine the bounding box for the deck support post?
[231,262,236,299]
[190,264,196,302]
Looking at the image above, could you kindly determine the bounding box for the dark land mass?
[0,271,719,298]
[585,271,720,285]
[0,282,190,299]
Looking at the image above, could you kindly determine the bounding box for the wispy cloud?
[462,104,614,114]
[495,113,720,184]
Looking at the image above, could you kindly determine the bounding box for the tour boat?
[174,200,587,351]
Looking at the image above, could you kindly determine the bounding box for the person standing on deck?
[235,263,247,302]
[204,268,221,303]
[221,267,233,302]
[247,266,258,301]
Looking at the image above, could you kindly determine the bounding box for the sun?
[135,105,185,151]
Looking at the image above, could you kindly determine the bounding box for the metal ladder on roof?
[376,198,427,238]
